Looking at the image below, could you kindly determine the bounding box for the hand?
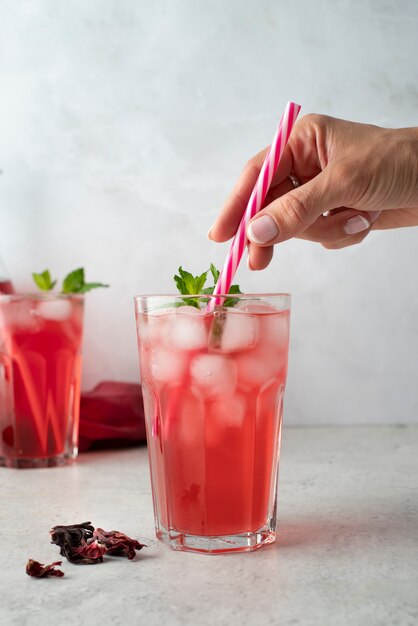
[209,115,418,269]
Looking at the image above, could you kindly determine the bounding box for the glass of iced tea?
[0,294,84,468]
[135,293,290,554]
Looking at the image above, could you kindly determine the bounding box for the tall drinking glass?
[135,293,291,554]
[0,294,84,468]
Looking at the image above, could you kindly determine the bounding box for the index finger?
[209,144,294,242]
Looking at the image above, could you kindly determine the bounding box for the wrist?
[394,127,418,207]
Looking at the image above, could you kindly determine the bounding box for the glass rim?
[0,293,85,302]
[134,292,291,300]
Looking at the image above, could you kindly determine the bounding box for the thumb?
[247,165,348,245]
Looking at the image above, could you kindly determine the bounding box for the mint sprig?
[32,270,57,292]
[174,263,242,308]
[32,268,109,295]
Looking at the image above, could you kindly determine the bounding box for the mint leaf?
[209,263,220,284]
[224,283,242,307]
[194,271,208,295]
[62,268,109,294]
[32,270,56,291]
[173,266,209,308]
[62,268,85,294]
[177,267,195,293]
[77,282,109,294]
[174,273,187,295]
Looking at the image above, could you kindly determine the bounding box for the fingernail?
[207,227,213,240]
[247,215,279,244]
[247,255,259,271]
[344,216,370,235]
[368,210,381,223]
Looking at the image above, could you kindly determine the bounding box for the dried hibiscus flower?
[50,521,102,564]
[26,559,64,578]
[49,521,145,564]
[93,528,146,560]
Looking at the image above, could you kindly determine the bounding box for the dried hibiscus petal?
[93,528,146,560]
[50,521,94,552]
[50,521,98,564]
[72,540,107,564]
[26,559,64,578]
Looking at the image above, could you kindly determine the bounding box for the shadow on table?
[272,500,418,551]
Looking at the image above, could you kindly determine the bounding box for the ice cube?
[236,346,286,387]
[147,348,187,383]
[138,307,174,346]
[37,299,73,321]
[235,302,277,314]
[172,386,205,447]
[1,300,40,332]
[175,306,203,315]
[165,308,208,351]
[147,307,180,317]
[190,354,237,397]
[235,303,289,349]
[210,393,247,428]
[205,393,247,447]
[210,310,259,353]
[260,311,290,349]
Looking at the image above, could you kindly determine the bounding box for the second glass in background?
[0,294,84,468]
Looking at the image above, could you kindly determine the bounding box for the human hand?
[209,115,418,269]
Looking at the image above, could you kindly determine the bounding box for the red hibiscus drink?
[0,294,84,467]
[135,294,290,553]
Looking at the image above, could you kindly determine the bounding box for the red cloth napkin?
[79,381,147,452]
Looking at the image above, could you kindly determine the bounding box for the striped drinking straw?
[207,101,301,312]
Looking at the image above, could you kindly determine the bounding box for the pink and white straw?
[208,101,301,311]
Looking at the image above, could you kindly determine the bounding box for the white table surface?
[1,426,417,626]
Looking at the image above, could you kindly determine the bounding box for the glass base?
[156,524,276,554]
[0,451,76,468]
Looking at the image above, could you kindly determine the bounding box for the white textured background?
[0,0,417,424]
